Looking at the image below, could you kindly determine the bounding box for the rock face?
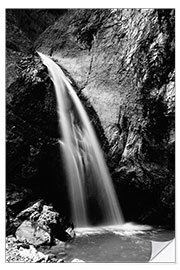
[6,9,66,87]
[6,52,108,234]
[7,9,67,42]
[6,54,61,216]
[6,9,175,228]
[35,9,175,227]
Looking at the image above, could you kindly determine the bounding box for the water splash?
[38,52,124,227]
[75,222,152,237]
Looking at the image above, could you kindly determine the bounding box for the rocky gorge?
[6,9,175,262]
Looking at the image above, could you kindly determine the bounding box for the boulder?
[15,220,51,246]
[65,227,76,238]
[15,202,75,244]
[17,200,43,220]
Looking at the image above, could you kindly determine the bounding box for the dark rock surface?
[35,9,175,227]
[7,9,67,42]
[6,54,62,217]
[6,9,66,87]
[6,52,108,234]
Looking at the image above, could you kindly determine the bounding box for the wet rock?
[71,258,85,262]
[15,220,51,246]
[57,258,65,263]
[45,253,57,262]
[55,217,75,241]
[65,227,76,238]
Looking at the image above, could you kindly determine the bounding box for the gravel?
[6,235,58,263]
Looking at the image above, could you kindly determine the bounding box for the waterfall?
[38,52,124,227]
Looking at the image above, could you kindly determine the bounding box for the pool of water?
[39,223,175,263]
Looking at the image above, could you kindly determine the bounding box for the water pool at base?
[39,223,175,263]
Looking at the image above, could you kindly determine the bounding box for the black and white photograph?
[5,7,175,263]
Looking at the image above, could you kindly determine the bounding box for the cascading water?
[38,52,124,227]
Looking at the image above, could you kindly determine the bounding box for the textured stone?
[17,200,43,220]
[15,220,51,246]
[71,258,85,262]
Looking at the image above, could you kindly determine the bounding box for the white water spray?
[38,52,124,227]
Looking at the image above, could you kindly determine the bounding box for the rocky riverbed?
[6,235,59,263]
[6,235,85,263]
[6,200,80,263]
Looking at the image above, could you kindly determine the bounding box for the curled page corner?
[150,239,175,263]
